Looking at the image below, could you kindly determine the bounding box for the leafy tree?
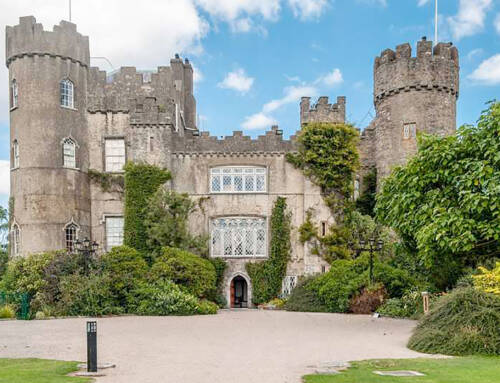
[376,102,500,288]
[144,188,208,257]
[0,206,8,276]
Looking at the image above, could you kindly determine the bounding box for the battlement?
[374,38,459,104]
[171,125,296,154]
[88,57,195,129]
[300,96,346,126]
[6,16,90,67]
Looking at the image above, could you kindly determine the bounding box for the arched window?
[60,79,74,108]
[10,79,18,109]
[11,224,20,255]
[12,140,19,169]
[65,223,78,253]
[62,138,76,168]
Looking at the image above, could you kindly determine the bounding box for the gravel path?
[0,310,424,383]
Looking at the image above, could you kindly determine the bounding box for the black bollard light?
[86,321,97,373]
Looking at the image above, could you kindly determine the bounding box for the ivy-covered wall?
[246,197,291,305]
[123,162,171,254]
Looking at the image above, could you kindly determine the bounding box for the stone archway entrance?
[230,276,248,308]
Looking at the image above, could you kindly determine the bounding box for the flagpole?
[434,0,438,46]
[69,0,72,22]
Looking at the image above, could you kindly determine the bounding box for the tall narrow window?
[11,224,20,255]
[65,223,78,253]
[321,221,327,237]
[12,140,19,169]
[353,179,360,200]
[403,123,416,140]
[105,216,124,251]
[105,138,126,172]
[60,79,74,108]
[62,138,76,168]
[10,79,18,109]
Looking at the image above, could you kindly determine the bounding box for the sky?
[0,0,499,210]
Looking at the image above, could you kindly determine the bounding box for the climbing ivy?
[355,168,377,217]
[88,169,124,192]
[286,122,359,211]
[246,197,291,305]
[123,162,171,255]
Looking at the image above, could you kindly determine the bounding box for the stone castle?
[6,17,459,307]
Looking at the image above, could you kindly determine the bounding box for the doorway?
[230,276,248,308]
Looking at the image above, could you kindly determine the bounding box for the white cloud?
[0,0,209,124]
[356,0,387,6]
[192,63,204,83]
[195,0,281,22]
[447,0,492,40]
[319,68,343,87]
[218,68,254,93]
[0,161,9,196]
[417,0,430,6]
[466,48,483,61]
[495,13,500,34]
[288,0,329,20]
[242,113,277,130]
[263,85,318,113]
[468,54,500,85]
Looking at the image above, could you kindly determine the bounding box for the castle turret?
[300,96,346,126]
[372,37,459,180]
[6,16,91,255]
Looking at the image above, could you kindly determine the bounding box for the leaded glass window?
[12,140,19,169]
[210,167,266,193]
[60,79,74,108]
[281,275,298,298]
[105,138,126,172]
[403,123,416,139]
[211,217,267,258]
[10,79,18,109]
[65,223,78,253]
[62,138,76,168]
[105,216,124,251]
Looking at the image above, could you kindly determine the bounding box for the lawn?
[303,357,500,383]
[0,359,90,383]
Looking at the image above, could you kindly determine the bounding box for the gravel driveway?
[0,310,424,383]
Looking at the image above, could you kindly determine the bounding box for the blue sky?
[1,0,500,210]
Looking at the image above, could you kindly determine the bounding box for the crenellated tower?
[372,37,459,180]
[300,96,346,126]
[6,16,91,255]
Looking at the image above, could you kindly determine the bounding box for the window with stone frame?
[403,122,417,140]
[65,223,78,253]
[211,217,267,258]
[281,275,298,298]
[62,138,77,169]
[11,224,20,255]
[10,79,18,109]
[60,79,74,108]
[105,216,124,251]
[210,166,267,193]
[104,138,126,172]
[12,140,19,169]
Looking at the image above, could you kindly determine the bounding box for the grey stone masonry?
[300,96,346,126]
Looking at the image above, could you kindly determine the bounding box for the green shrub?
[100,246,148,307]
[284,277,329,313]
[0,249,8,278]
[150,247,216,298]
[408,287,500,356]
[207,258,227,307]
[129,281,203,316]
[473,262,500,295]
[377,289,424,318]
[0,304,15,319]
[57,273,122,316]
[197,299,218,315]
[349,283,387,314]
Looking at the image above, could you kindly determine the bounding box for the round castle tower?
[6,16,91,256]
[373,37,459,180]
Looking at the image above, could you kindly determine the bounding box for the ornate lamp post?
[356,238,384,284]
[75,237,99,275]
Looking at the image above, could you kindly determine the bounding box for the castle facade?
[6,17,459,307]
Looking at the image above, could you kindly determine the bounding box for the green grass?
[303,357,500,383]
[0,359,90,383]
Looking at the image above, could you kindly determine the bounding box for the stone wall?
[300,96,346,126]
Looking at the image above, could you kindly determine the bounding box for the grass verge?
[303,357,500,383]
[0,358,90,383]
